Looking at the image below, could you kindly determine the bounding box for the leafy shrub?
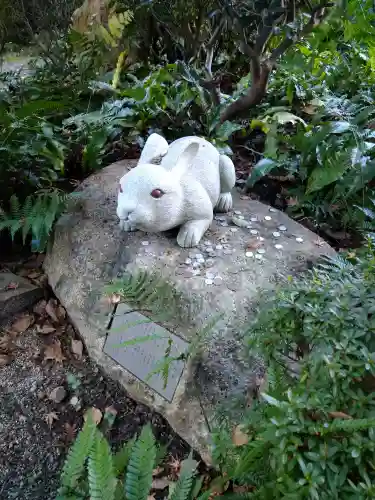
[57,412,204,500]
[247,92,375,230]
[212,244,375,499]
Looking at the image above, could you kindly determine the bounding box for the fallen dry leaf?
[71,339,83,360]
[33,300,47,316]
[151,478,170,490]
[246,240,263,250]
[302,104,317,115]
[168,457,182,477]
[84,407,103,425]
[232,424,249,446]
[45,299,59,323]
[313,238,325,247]
[152,466,165,477]
[64,422,77,442]
[0,335,11,353]
[233,485,255,493]
[286,197,299,207]
[36,323,56,335]
[11,314,35,334]
[0,354,12,367]
[57,304,66,321]
[27,270,42,280]
[328,411,353,420]
[44,340,66,363]
[45,412,59,429]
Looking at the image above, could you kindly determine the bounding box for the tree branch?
[269,2,334,64]
[219,1,334,124]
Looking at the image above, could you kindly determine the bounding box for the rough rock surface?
[44,160,336,462]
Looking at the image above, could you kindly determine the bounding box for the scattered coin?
[205,279,213,285]
[250,217,258,222]
[257,249,266,254]
[296,237,304,243]
[250,229,258,235]
[245,251,254,257]
[275,244,283,250]
[230,227,238,233]
[255,254,263,260]
[264,216,272,221]
[278,225,287,231]
[272,232,280,238]
[269,208,277,212]
[185,258,192,265]
[141,241,149,246]
[213,276,223,286]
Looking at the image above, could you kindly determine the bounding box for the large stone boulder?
[44,160,335,462]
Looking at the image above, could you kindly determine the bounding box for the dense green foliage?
[212,242,375,498]
[57,414,203,500]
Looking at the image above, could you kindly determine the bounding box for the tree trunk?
[220,64,271,124]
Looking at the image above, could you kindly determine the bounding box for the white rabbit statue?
[117,133,236,248]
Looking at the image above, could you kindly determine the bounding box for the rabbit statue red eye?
[151,189,164,198]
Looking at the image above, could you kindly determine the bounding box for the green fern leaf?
[113,436,136,476]
[124,424,157,500]
[168,454,198,500]
[59,413,97,491]
[88,429,117,500]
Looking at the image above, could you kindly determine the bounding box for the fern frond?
[106,270,200,325]
[113,436,136,476]
[88,429,117,500]
[168,454,198,500]
[0,190,71,251]
[326,417,375,433]
[124,424,157,500]
[59,414,97,492]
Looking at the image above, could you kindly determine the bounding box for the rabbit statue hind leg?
[215,154,236,213]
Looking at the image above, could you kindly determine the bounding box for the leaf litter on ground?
[43,340,66,363]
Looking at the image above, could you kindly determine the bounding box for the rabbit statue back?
[117,134,235,248]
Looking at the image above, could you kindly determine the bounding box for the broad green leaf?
[215,121,243,140]
[121,87,147,101]
[330,121,351,134]
[272,111,307,127]
[307,159,351,193]
[246,158,278,187]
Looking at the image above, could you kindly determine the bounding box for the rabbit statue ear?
[174,142,200,178]
[138,133,169,165]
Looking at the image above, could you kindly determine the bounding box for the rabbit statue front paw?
[177,219,212,248]
[119,219,138,232]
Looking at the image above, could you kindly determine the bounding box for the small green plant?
[57,412,203,500]
[212,243,375,499]
[0,190,79,252]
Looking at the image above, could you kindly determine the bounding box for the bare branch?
[254,10,286,55]
[239,40,261,81]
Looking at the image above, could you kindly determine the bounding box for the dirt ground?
[0,254,190,500]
